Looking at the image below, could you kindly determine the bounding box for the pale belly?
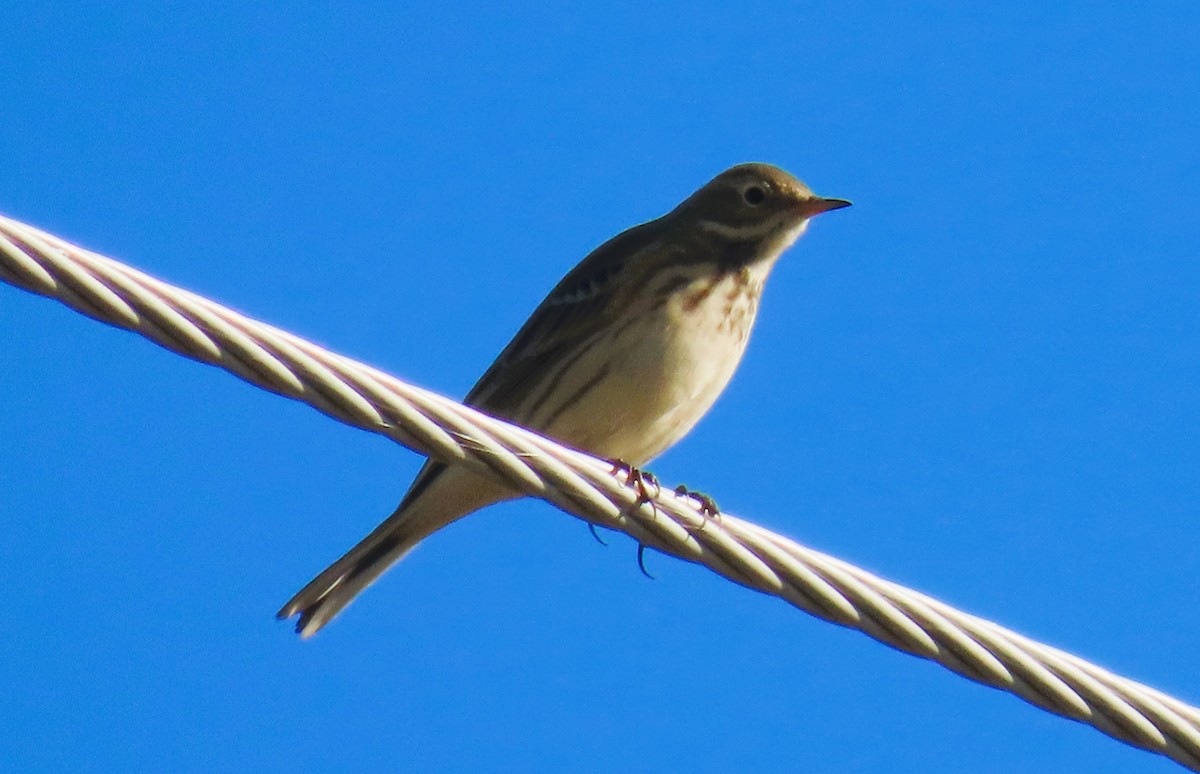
[538,269,762,465]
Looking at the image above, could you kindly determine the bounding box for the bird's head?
[677,162,850,248]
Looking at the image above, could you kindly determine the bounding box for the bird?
[277,162,850,637]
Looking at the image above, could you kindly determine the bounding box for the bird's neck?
[713,219,808,275]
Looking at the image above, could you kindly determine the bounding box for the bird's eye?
[742,185,766,206]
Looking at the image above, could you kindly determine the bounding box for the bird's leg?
[610,459,662,579]
[609,459,662,508]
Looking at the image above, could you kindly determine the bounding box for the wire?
[2,213,1197,771]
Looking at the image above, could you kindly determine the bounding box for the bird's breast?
[656,265,764,400]
[542,265,766,464]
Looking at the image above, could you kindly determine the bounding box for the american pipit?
[279,162,849,636]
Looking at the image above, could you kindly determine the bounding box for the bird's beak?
[799,197,852,217]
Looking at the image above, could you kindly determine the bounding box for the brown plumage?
[278,163,849,636]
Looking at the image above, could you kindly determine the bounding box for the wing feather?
[395,219,667,510]
[464,219,664,420]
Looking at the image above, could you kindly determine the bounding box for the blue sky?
[2,3,1198,772]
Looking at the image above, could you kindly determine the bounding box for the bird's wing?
[464,219,665,419]
[392,220,667,512]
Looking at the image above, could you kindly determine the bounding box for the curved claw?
[636,544,655,579]
[587,522,608,546]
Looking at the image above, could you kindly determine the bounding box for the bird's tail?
[277,464,510,638]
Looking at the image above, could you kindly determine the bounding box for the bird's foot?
[610,460,662,579]
[610,459,662,507]
[674,484,721,521]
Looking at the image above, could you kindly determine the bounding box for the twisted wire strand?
[1,213,1197,771]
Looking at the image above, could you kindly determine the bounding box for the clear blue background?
[1,3,1198,772]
